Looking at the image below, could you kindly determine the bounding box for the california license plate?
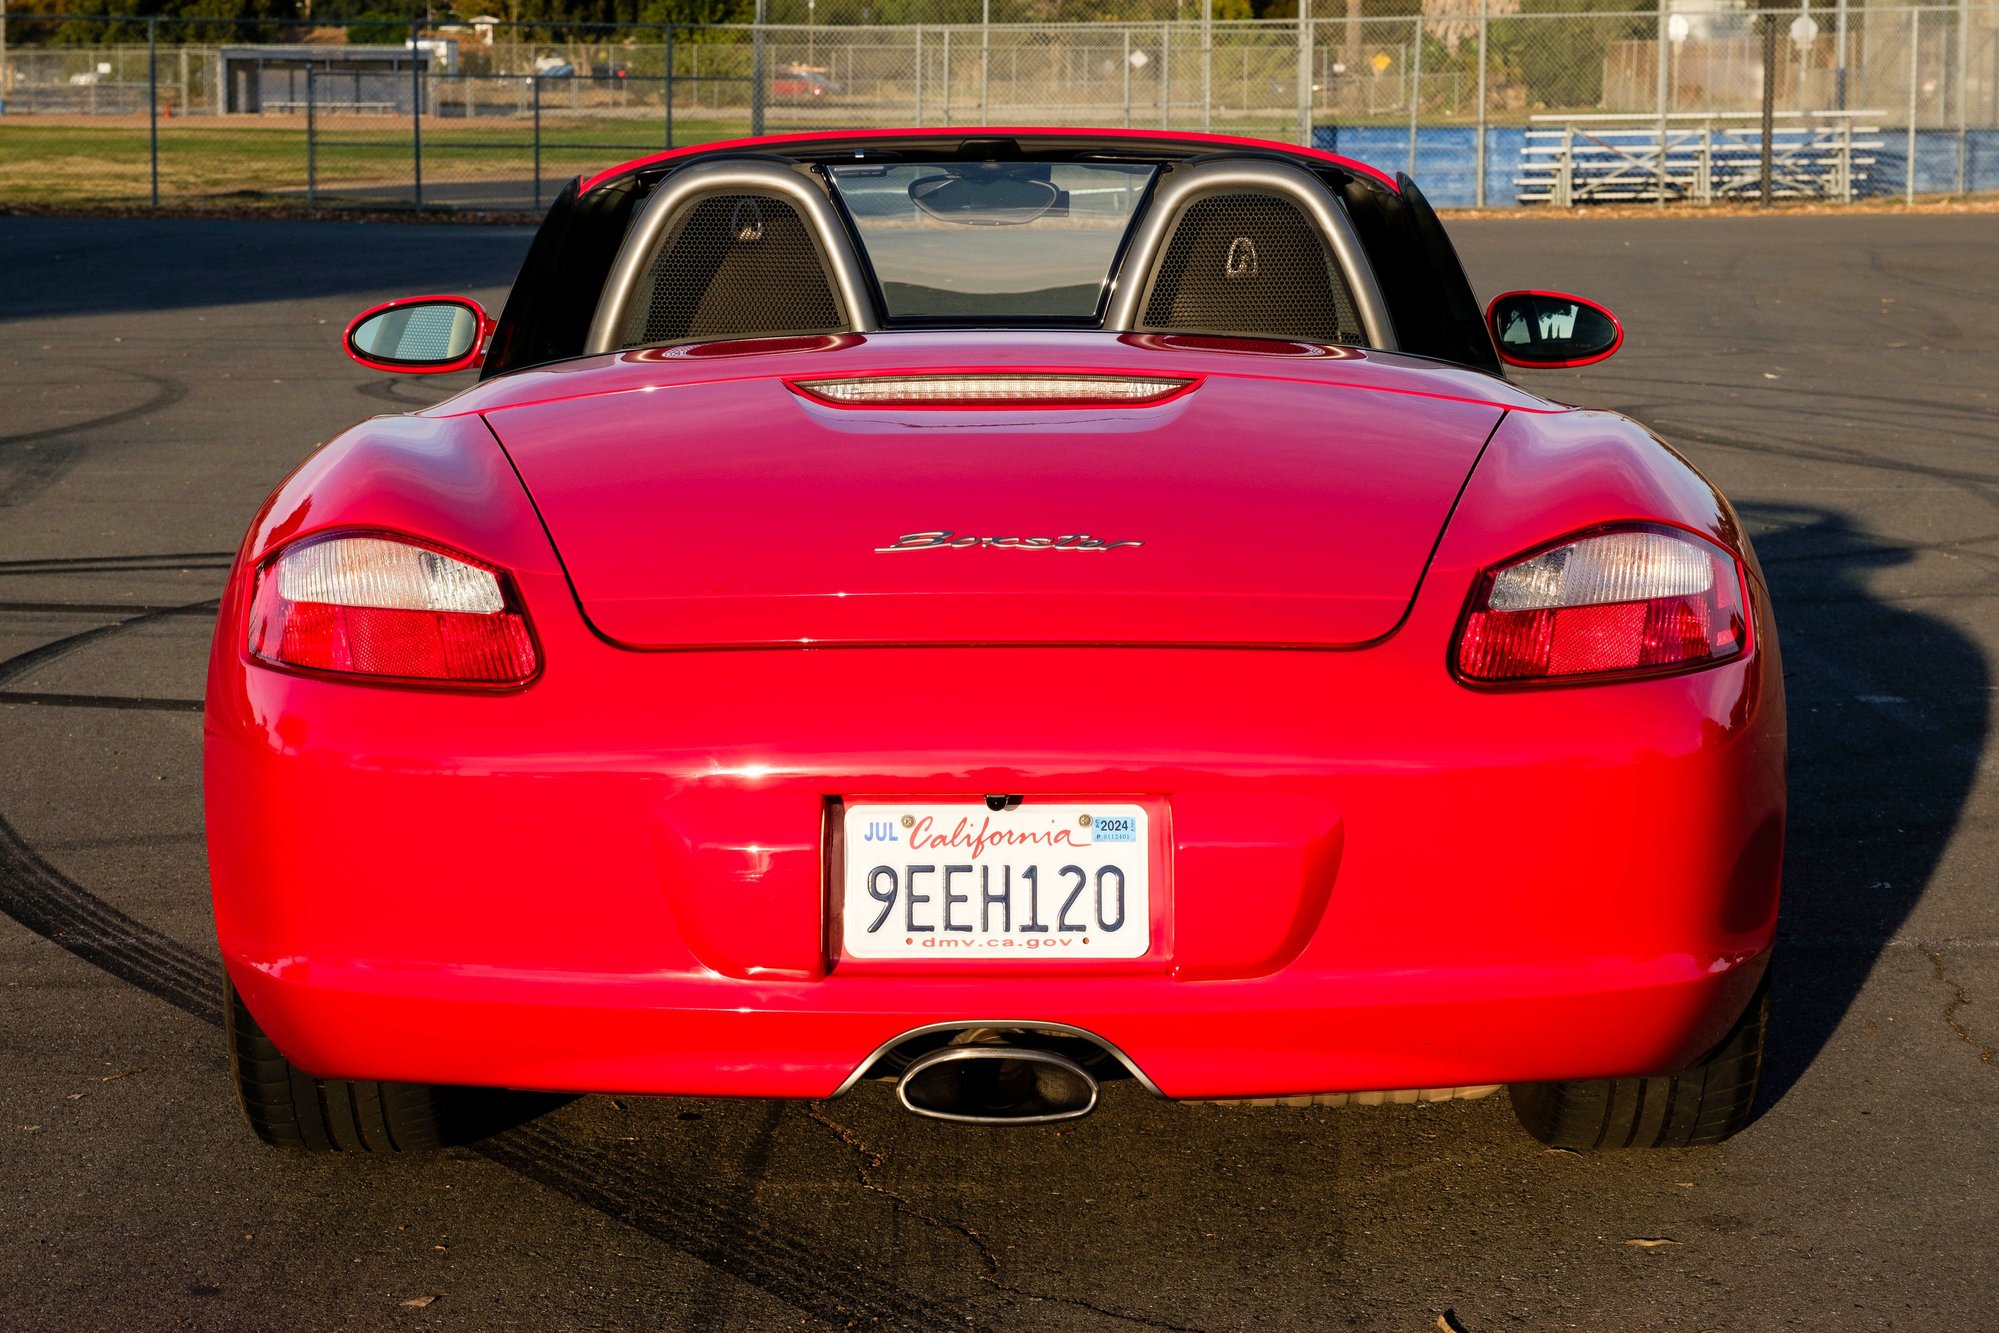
[840,802,1152,960]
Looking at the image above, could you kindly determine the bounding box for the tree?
[1491,0,1654,111]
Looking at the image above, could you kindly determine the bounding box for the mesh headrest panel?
[620,193,846,347]
[1139,193,1363,346]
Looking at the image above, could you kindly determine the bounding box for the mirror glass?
[1487,292,1620,367]
[348,300,480,366]
[907,170,1064,226]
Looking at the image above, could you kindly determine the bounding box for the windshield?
[828,162,1158,322]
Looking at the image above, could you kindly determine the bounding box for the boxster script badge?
[877,530,1144,552]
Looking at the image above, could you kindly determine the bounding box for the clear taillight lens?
[1455,525,1749,684]
[247,533,538,686]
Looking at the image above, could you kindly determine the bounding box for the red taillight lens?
[790,375,1194,408]
[247,534,538,687]
[1455,525,1749,684]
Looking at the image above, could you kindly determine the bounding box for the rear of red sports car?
[206,130,1782,1151]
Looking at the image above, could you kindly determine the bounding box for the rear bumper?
[224,947,1771,1100]
[208,621,1784,1101]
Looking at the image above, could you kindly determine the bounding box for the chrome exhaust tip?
[896,1045,1099,1125]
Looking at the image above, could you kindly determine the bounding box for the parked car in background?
[772,66,839,99]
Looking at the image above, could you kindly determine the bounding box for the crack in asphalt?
[1925,947,1998,1070]
[805,1100,1003,1284]
[804,1103,1206,1333]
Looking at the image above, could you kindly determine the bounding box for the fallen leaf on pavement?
[400,1296,438,1308]
[1625,1238,1677,1248]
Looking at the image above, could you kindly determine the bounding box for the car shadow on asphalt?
[1739,500,1989,1110]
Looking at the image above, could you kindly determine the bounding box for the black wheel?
[225,976,555,1152]
[1508,968,1770,1150]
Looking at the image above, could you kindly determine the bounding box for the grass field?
[4,108,1485,210]
[0,108,1344,210]
[0,115,750,209]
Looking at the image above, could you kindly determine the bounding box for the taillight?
[246,533,538,687]
[1455,525,1749,684]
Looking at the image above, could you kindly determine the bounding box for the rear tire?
[1508,968,1770,1150]
[225,976,546,1152]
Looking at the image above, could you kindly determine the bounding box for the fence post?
[1955,0,1968,193]
[751,0,767,136]
[306,66,316,210]
[915,25,925,126]
[410,21,423,210]
[1124,27,1133,127]
[532,74,542,211]
[1296,2,1312,148]
[1655,5,1669,205]
[980,0,990,123]
[148,18,159,208]
[1201,0,1213,134]
[1406,14,1420,178]
[1474,0,1488,207]
[1839,116,1852,200]
[664,24,674,147]
[1160,20,1171,128]
[1758,9,1776,205]
[1907,6,1919,203]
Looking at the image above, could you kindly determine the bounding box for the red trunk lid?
[480,342,1510,649]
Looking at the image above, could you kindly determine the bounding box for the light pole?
[1833,0,1847,110]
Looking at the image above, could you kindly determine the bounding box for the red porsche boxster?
[206,129,1783,1153]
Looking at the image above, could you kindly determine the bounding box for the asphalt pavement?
[2,209,1996,1331]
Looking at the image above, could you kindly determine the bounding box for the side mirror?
[344,296,491,374]
[1485,290,1623,369]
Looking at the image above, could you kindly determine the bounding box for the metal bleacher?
[1516,111,1884,206]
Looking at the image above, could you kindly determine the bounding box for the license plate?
[841,802,1151,960]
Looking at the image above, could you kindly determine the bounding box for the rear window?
[828,162,1157,322]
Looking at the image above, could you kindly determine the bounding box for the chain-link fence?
[1,6,1993,213]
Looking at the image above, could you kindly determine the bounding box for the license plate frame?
[835,800,1157,963]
